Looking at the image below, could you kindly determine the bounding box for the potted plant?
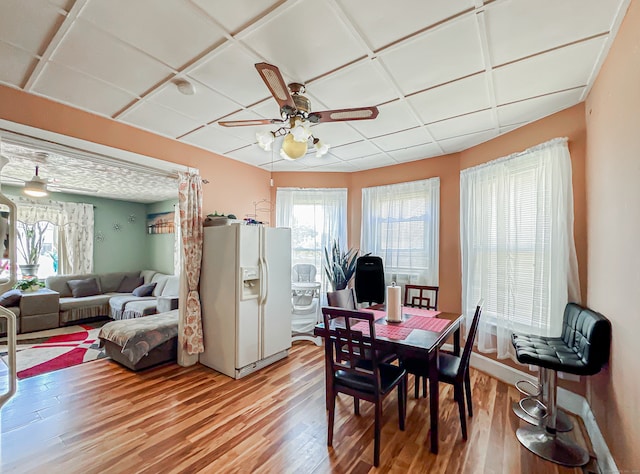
[323,239,358,291]
[17,221,50,277]
[14,276,44,292]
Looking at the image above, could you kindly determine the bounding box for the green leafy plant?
[323,239,358,291]
[17,221,50,265]
[14,276,44,291]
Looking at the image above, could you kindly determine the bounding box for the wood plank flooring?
[0,342,597,473]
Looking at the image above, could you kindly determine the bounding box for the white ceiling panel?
[150,80,240,123]
[427,109,495,141]
[486,0,622,66]
[268,157,310,171]
[33,62,136,116]
[191,0,283,35]
[389,143,443,163]
[493,37,607,105]
[306,61,397,109]
[0,0,630,183]
[348,153,397,171]
[52,21,173,95]
[330,140,381,160]
[371,127,433,152]
[0,42,35,86]
[350,100,421,138]
[0,0,65,54]
[336,0,475,51]
[80,0,226,69]
[409,73,491,124]
[120,101,202,138]
[189,44,267,107]
[241,0,366,82]
[498,88,585,127]
[440,129,499,154]
[381,16,485,95]
[180,125,252,154]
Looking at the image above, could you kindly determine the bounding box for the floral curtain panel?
[178,172,204,355]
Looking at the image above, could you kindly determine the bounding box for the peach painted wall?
[584,0,640,469]
[0,86,270,221]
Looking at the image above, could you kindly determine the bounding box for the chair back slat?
[404,285,439,310]
[458,301,483,381]
[323,306,381,387]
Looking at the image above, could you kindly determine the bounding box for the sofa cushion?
[67,278,101,298]
[151,273,169,297]
[123,300,158,319]
[133,283,156,297]
[0,289,22,307]
[141,270,158,284]
[100,271,139,293]
[59,294,113,311]
[46,273,99,297]
[161,275,180,297]
[117,275,144,293]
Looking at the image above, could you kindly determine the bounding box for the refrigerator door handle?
[260,256,269,305]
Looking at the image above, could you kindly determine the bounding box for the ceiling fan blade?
[219,118,284,127]
[255,63,296,113]
[309,106,379,123]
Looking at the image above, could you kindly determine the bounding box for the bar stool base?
[516,426,589,467]
[512,401,573,432]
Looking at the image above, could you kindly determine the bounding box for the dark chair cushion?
[512,303,611,376]
[437,352,462,382]
[335,363,405,395]
[0,289,22,307]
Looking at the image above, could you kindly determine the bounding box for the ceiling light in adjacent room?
[23,167,48,197]
[175,79,196,95]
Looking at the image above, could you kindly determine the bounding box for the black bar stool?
[511,303,611,467]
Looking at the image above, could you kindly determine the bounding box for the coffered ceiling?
[0,0,631,174]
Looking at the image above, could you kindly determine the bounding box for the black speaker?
[355,255,385,305]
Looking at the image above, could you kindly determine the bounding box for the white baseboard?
[465,350,617,473]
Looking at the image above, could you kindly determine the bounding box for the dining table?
[313,305,463,454]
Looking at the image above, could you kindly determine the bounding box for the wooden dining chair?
[401,302,483,440]
[322,306,407,467]
[402,284,439,397]
[404,284,439,310]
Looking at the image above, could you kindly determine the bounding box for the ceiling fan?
[219,63,380,159]
[3,165,98,197]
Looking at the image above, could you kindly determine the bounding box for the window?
[16,220,59,279]
[460,138,580,359]
[276,188,347,291]
[361,178,440,286]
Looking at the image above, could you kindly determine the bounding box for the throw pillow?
[132,282,156,297]
[117,275,144,293]
[0,289,22,307]
[67,278,101,298]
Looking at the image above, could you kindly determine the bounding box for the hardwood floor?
[0,342,596,473]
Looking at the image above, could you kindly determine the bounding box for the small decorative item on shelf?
[14,276,44,292]
[204,212,239,227]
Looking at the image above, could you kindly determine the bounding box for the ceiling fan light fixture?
[280,133,307,160]
[290,118,311,142]
[313,138,330,157]
[23,178,48,197]
[256,131,275,151]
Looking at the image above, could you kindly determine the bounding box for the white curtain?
[361,178,440,287]
[460,137,580,360]
[276,188,348,301]
[59,202,94,275]
[13,198,94,274]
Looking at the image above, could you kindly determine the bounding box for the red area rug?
[0,322,108,379]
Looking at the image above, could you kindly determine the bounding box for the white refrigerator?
[199,224,292,379]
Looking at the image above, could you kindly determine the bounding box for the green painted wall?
[146,199,178,275]
[2,185,151,273]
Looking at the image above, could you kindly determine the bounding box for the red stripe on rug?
[17,347,88,379]
[47,330,89,343]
